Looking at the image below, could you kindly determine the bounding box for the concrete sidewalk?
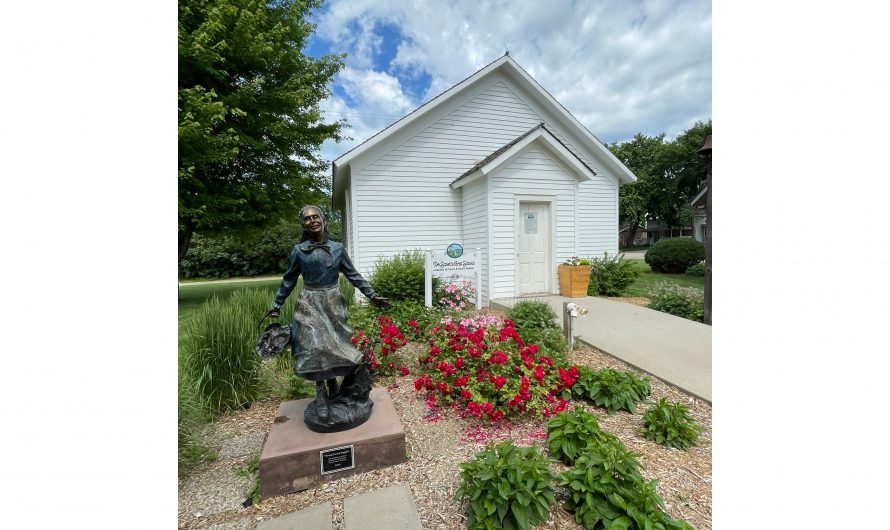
[619,250,647,260]
[491,295,711,402]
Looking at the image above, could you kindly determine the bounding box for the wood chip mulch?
[606,296,651,308]
[179,330,710,530]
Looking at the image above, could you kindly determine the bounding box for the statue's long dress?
[272,239,377,382]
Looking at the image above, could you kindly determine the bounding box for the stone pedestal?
[259,388,407,499]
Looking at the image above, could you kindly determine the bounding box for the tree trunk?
[704,164,712,325]
[179,223,195,262]
[624,221,640,248]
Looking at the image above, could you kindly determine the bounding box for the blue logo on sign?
[446,243,463,258]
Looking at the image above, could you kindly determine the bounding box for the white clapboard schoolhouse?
[331,54,638,306]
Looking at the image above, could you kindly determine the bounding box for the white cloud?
[313,0,711,157]
[338,67,416,115]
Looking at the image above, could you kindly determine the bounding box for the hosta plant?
[456,440,556,530]
[413,316,580,421]
[640,398,702,450]
[560,437,694,530]
[546,408,620,466]
[572,367,651,414]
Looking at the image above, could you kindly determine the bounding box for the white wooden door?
[517,203,550,294]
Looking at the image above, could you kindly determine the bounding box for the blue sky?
[303,0,712,163]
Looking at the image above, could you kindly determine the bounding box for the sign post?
[475,248,482,310]
[424,249,433,307]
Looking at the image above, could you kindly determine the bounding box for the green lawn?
[179,279,281,322]
[621,260,704,298]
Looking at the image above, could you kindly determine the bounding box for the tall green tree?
[611,133,665,247]
[179,0,345,260]
[610,120,712,246]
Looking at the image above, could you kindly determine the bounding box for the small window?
[524,212,538,234]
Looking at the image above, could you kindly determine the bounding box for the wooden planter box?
[558,265,592,297]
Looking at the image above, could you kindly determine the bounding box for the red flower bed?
[413,315,579,422]
[352,315,412,376]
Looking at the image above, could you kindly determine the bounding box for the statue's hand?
[371,296,390,309]
[265,308,281,319]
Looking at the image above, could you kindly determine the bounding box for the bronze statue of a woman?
[266,205,388,432]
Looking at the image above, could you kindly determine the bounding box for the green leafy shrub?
[560,437,693,530]
[641,398,702,450]
[684,261,705,277]
[368,250,439,303]
[456,440,556,530]
[179,221,303,279]
[644,238,705,274]
[547,408,622,466]
[506,300,567,355]
[587,253,641,296]
[572,367,651,414]
[647,282,704,322]
[506,299,558,330]
[521,327,568,358]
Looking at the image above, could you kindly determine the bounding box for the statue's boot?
[315,381,330,421]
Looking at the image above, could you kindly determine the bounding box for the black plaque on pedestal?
[320,445,355,474]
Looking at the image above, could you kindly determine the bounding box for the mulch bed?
[178,331,711,529]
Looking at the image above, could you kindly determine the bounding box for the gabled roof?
[332,54,638,207]
[450,123,598,189]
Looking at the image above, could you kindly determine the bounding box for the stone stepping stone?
[343,483,421,530]
[256,501,332,530]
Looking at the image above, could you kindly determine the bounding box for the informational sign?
[320,445,355,475]
[524,212,538,234]
[431,244,477,283]
[425,244,483,309]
